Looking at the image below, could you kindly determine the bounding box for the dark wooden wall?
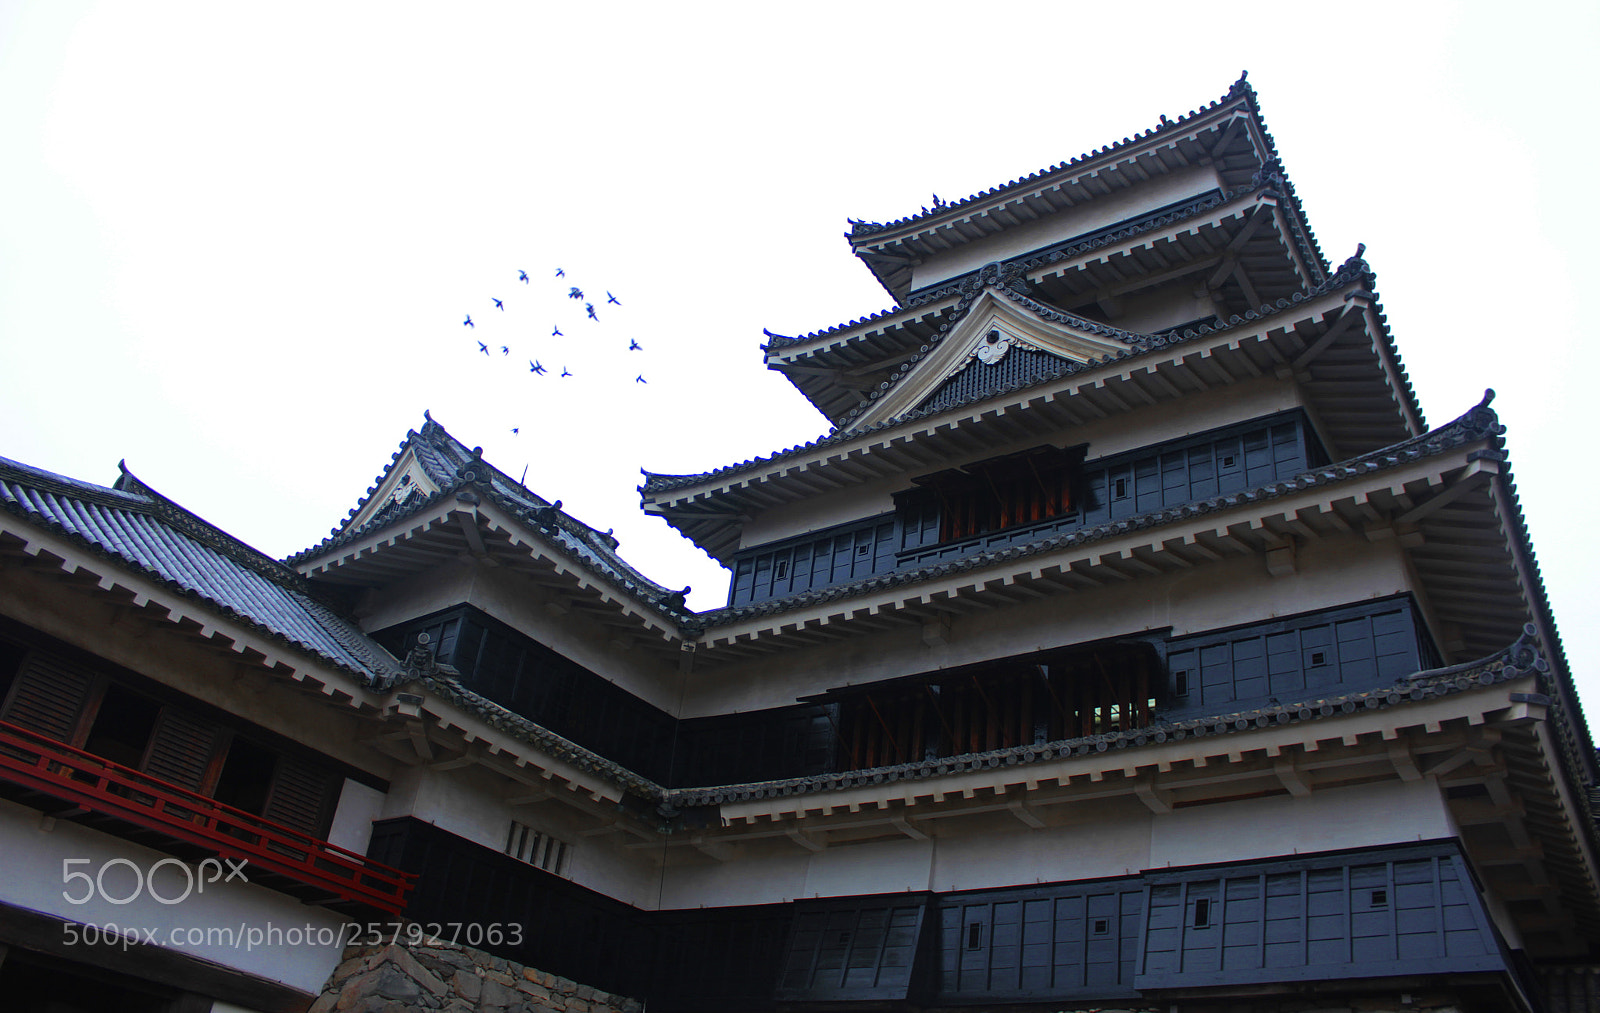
[730,409,1327,605]
[369,821,1515,1009]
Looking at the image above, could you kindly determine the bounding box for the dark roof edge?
[287,417,695,625]
[643,248,1383,497]
[772,183,1259,355]
[844,73,1257,242]
[0,465,399,683]
[682,392,1499,628]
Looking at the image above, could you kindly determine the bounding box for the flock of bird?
[461,268,648,390]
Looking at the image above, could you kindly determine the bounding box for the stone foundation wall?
[310,940,642,1013]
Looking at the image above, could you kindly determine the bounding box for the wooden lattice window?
[830,642,1161,770]
[0,635,341,837]
[910,445,1080,545]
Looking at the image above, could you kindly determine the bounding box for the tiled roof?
[844,74,1328,283]
[289,414,693,619]
[681,391,1501,629]
[768,184,1251,355]
[643,247,1398,497]
[0,456,399,682]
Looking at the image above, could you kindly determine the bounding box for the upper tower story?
[642,76,1424,609]
[764,73,1341,430]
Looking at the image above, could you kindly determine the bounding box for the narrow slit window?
[1193,897,1212,928]
[966,922,983,950]
[506,820,569,875]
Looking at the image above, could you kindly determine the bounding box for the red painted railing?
[0,719,414,915]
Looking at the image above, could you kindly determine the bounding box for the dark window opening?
[1114,477,1127,499]
[1371,889,1388,907]
[1091,918,1109,935]
[909,444,1082,545]
[83,684,161,768]
[1310,651,1327,666]
[966,922,983,950]
[212,735,277,816]
[825,639,1162,770]
[1192,897,1212,928]
[775,559,788,578]
[0,638,26,708]
[1174,670,1189,696]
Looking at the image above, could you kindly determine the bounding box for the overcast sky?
[3,2,1596,709]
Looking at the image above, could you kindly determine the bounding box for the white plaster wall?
[646,780,1455,910]
[909,165,1224,291]
[929,806,1155,890]
[1147,778,1455,868]
[802,837,935,897]
[209,1002,270,1013]
[685,537,1415,716]
[376,764,662,909]
[1104,279,1222,334]
[326,778,386,856]
[656,849,814,909]
[0,798,347,995]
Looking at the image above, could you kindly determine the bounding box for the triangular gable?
[845,288,1134,432]
[914,345,1075,417]
[344,445,445,534]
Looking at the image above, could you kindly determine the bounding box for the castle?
[0,76,1593,1013]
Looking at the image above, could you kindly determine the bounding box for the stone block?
[454,970,484,1001]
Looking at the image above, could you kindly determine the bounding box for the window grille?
[506,820,569,874]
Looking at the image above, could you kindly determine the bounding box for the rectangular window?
[506,820,570,875]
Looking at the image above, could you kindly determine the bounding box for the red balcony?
[0,719,414,916]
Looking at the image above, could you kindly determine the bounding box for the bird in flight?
[552,325,563,337]
[628,339,642,351]
[500,346,509,356]
[478,341,489,355]
[607,291,621,305]
[568,287,584,300]
[493,298,504,311]
[530,360,547,375]
[560,366,572,377]
[518,270,529,283]
[635,375,647,384]
[555,268,565,277]
[463,315,474,328]
[586,303,598,321]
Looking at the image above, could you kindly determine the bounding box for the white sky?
[2,2,1597,712]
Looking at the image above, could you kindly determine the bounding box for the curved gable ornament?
[844,290,1133,432]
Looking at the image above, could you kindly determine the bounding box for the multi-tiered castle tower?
[0,76,1591,1012]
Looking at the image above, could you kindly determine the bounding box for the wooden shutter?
[142,708,222,791]
[1,650,97,743]
[262,753,336,835]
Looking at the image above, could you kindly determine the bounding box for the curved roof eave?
[681,393,1497,631]
[0,456,401,684]
[843,74,1331,302]
[642,246,1410,505]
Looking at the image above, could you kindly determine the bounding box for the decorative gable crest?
[344,448,444,534]
[844,284,1140,432]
